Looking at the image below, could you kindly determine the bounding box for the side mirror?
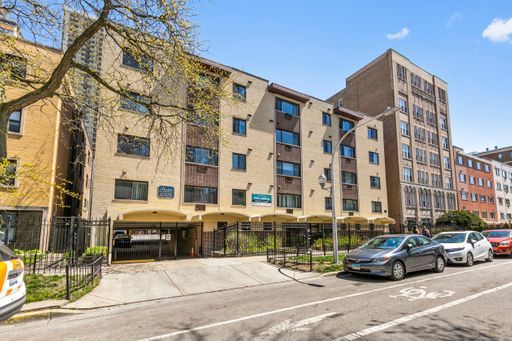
[404,244,411,252]
[469,239,477,245]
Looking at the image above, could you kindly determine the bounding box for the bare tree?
[0,0,227,163]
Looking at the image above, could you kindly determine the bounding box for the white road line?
[334,281,512,341]
[139,261,512,341]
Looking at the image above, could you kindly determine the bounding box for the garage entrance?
[112,221,202,262]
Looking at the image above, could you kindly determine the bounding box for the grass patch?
[277,254,346,273]
[24,274,101,303]
[25,274,66,303]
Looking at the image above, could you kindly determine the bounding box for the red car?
[483,229,512,255]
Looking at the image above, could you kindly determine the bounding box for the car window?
[405,237,419,248]
[475,233,484,241]
[0,242,15,261]
[416,236,431,246]
[467,233,477,242]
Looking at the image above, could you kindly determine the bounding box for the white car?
[432,231,493,266]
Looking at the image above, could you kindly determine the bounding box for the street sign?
[252,194,272,207]
[157,186,175,199]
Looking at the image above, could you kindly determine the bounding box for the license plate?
[351,263,361,270]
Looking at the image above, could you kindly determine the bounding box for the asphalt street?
[1,258,512,340]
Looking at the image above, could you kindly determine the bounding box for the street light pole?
[327,106,399,264]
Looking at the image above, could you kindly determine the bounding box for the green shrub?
[436,210,487,231]
[83,246,108,256]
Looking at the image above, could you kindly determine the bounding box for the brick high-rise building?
[328,49,457,227]
[453,147,497,224]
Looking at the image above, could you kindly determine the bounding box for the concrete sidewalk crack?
[230,265,264,284]
[158,264,185,296]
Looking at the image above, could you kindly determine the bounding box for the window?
[489,196,495,204]
[480,195,486,203]
[372,201,382,213]
[322,112,332,126]
[340,119,354,131]
[341,145,355,158]
[402,144,411,159]
[276,98,299,116]
[368,127,378,140]
[324,168,332,182]
[471,193,478,202]
[445,176,453,189]
[486,179,492,188]
[276,129,300,146]
[0,54,27,80]
[232,118,247,135]
[482,212,488,219]
[423,81,434,96]
[457,155,464,165]
[343,199,358,211]
[369,152,379,164]
[469,176,475,185]
[325,197,332,210]
[440,115,448,130]
[442,137,449,150]
[444,157,451,170]
[413,104,424,120]
[430,152,440,167]
[476,162,482,171]
[417,171,429,185]
[277,161,300,177]
[8,110,22,133]
[114,179,148,201]
[122,51,153,72]
[342,172,357,185]
[184,186,217,204]
[404,167,413,182]
[397,64,407,81]
[370,176,381,189]
[478,178,484,187]
[323,140,333,154]
[186,146,218,166]
[400,121,410,136]
[233,83,247,101]
[416,148,427,164]
[438,88,447,103]
[232,189,246,206]
[120,91,150,114]
[0,159,17,187]
[432,174,442,187]
[461,191,468,201]
[277,194,301,208]
[428,131,439,146]
[411,73,422,88]
[459,173,466,183]
[426,111,436,125]
[497,182,502,190]
[232,153,246,170]
[414,126,426,142]
[484,164,490,173]
[399,97,408,113]
[117,134,150,157]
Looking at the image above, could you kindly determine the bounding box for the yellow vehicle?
[0,242,26,321]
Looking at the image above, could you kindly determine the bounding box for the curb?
[4,309,82,324]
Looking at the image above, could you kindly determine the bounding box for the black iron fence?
[267,247,313,272]
[211,222,465,259]
[0,215,110,299]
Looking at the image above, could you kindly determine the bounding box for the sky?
[192,0,512,153]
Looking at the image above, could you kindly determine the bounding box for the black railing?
[267,247,313,272]
[66,255,103,300]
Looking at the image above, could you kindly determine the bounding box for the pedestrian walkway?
[65,256,318,309]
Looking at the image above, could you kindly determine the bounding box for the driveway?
[65,257,318,309]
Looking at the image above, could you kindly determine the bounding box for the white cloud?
[386,27,410,40]
[482,17,512,43]
[446,12,463,27]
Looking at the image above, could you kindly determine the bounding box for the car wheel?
[433,256,445,273]
[486,250,494,262]
[466,252,474,267]
[390,261,405,281]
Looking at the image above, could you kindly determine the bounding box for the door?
[473,232,488,260]
[404,237,427,271]
[415,236,437,269]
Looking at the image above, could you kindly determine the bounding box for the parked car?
[482,229,512,256]
[0,241,26,321]
[343,234,446,281]
[432,231,493,266]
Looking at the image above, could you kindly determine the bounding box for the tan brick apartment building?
[1,20,92,245]
[453,147,497,224]
[84,31,392,258]
[328,49,457,227]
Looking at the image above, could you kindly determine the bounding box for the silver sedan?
[432,231,493,266]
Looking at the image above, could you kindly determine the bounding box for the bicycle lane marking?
[334,281,512,341]
[139,260,512,341]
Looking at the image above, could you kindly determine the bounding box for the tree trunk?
[0,112,8,160]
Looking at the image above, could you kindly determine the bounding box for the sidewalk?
[64,256,319,309]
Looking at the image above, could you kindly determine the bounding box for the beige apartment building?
[88,31,392,257]
[328,49,457,227]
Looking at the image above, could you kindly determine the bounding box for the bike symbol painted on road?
[389,287,455,302]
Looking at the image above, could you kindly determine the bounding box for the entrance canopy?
[191,211,251,222]
[298,214,332,223]
[370,216,396,224]
[119,209,187,222]
[341,216,369,224]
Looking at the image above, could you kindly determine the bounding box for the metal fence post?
[158,222,162,261]
[65,263,71,300]
[236,222,239,257]
[273,223,277,258]
[322,223,326,257]
[32,252,37,274]
[309,250,313,272]
[213,228,216,257]
[223,227,227,256]
[347,224,351,253]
